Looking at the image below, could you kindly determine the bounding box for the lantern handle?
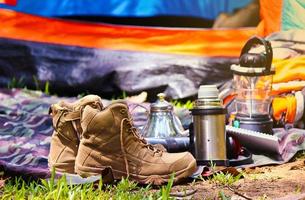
[240,36,273,73]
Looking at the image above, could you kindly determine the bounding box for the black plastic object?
[228,147,253,167]
[234,36,275,76]
[226,135,242,159]
[234,114,273,135]
[190,108,227,115]
[226,135,253,166]
[145,137,189,153]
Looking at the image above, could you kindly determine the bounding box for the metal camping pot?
[141,93,186,138]
[190,85,228,166]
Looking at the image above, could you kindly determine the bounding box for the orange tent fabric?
[257,0,282,36]
[0,9,256,57]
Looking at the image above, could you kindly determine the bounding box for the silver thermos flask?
[190,85,228,166]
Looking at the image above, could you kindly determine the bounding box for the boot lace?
[120,116,164,175]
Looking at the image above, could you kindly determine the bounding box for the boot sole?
[75,159,196,185]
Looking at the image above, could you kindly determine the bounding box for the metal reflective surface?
[193,114,226,161]
[141,93,186,138]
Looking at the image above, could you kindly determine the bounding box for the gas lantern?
[231,36,275,134]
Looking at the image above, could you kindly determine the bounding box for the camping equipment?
[231,36,275,134]
[2,89,305,180]
[226,125,280,154]
[190,85,228,166]
[141,93,185,138]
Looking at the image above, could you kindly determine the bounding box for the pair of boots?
[48,95,196,185]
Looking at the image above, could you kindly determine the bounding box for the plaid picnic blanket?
[0,88,305,179]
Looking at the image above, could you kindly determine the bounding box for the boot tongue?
[74,95,103,111]
[58,95,103,111]
[111,100,131,117]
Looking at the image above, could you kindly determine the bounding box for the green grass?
[209,171,243,187]
[7,76,51,95]
[218,190,230,200]
[171,100,193,110]
[7,76,25,89]
[0,171,175,200]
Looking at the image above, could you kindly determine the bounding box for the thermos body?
[192,111,227,165]
[190,85,228,166]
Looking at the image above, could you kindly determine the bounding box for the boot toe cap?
[168,152,196,173]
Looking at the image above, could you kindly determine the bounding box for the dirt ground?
[170,158,305,200]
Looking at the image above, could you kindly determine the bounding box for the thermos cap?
[198,85,219,99]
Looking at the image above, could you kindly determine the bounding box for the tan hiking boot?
[48,95,103,174]
[75,101,196,185]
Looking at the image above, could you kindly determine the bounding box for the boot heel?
[49,132,77,174]
[75,164,114,183]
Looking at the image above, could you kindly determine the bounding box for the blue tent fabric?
[0,0,252,19]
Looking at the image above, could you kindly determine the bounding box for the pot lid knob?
[158,93,165,101]
[151,93,173,112]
